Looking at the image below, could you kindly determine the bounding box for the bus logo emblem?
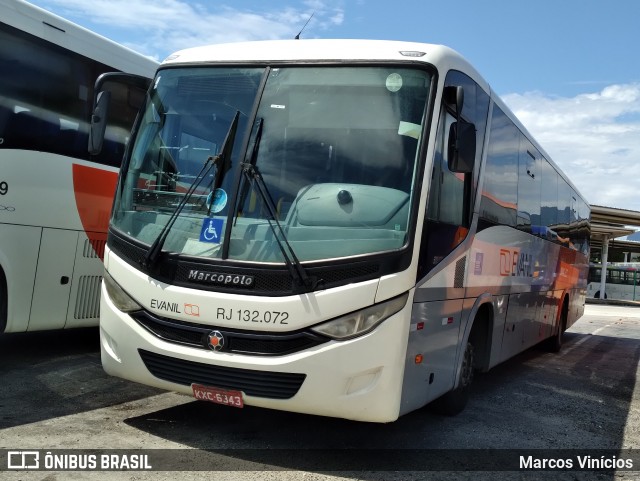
[207,331,225,351]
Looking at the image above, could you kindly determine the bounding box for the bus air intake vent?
[138,349,306,399]
[83,239,106,259]
[131,310,329,356]
[454,256,466,289]
[74,275,101,319]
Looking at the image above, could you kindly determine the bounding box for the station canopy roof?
[590,205,640,251]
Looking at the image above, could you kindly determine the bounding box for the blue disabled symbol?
[199,218,224,243]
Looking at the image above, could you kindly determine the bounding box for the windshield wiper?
[235,117,264,220]
[207,111,240,215]
[232,117,320,292]
[142,111,240,269]
[240,162,321,293]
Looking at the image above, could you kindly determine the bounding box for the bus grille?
[107,231,380,296]
[454,256,466,289]
[131,310,329,356]
[138,349,306,399]
[174,262,379,295]
[74,275,101,319]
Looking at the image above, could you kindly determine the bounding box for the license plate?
[191,384,244,408]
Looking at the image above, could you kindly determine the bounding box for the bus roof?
[162,38,488,87]
[2,0,157,76]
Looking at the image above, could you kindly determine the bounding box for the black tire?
[546,302,567,353]
[431,339,475,416]
[594,291,607,299]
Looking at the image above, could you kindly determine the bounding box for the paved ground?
[1,303,639,480]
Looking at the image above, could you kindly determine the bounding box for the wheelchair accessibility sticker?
[199,218,224,243]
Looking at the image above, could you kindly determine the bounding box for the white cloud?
[40,0,344,59]
[502,83,640,211]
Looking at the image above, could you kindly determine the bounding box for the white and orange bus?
[93,39,590,421]
[0,0,157,333]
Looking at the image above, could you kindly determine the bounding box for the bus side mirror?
[444,85,476,173]
[448,119,476,173]
[88,90,111,155]
[87,72,152,156]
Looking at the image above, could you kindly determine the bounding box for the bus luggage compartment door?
[28,228,78,331]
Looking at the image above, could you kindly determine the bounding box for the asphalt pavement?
[1,304,639,480]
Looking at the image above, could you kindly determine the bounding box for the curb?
[586,298,640,307]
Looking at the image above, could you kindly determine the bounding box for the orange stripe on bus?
[72,164,118,260]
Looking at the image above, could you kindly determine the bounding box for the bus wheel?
[546,302,568,353]
[431,338,475,416]
[594,291,607,299]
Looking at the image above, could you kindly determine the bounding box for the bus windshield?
[112,66,430,263]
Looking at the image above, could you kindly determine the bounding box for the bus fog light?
[311,293,408,340]
[103,271,142,313]
[346,368,382,395]
[101,327,121,363]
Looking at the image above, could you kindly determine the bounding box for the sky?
[27,0,640,212]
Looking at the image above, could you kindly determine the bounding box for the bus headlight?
[310,293,408,340]
[103,271,142,313]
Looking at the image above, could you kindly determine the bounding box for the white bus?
[93,39,590,422]
[587,264,640,301]
[0,0,157,333]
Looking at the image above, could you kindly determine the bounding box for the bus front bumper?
[99,283,410,423]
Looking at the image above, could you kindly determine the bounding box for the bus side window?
[0,104,11,146]
[420,71,489,276]
[478,105,519,228]
[4,110,60,151]
[517,142,541,233]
